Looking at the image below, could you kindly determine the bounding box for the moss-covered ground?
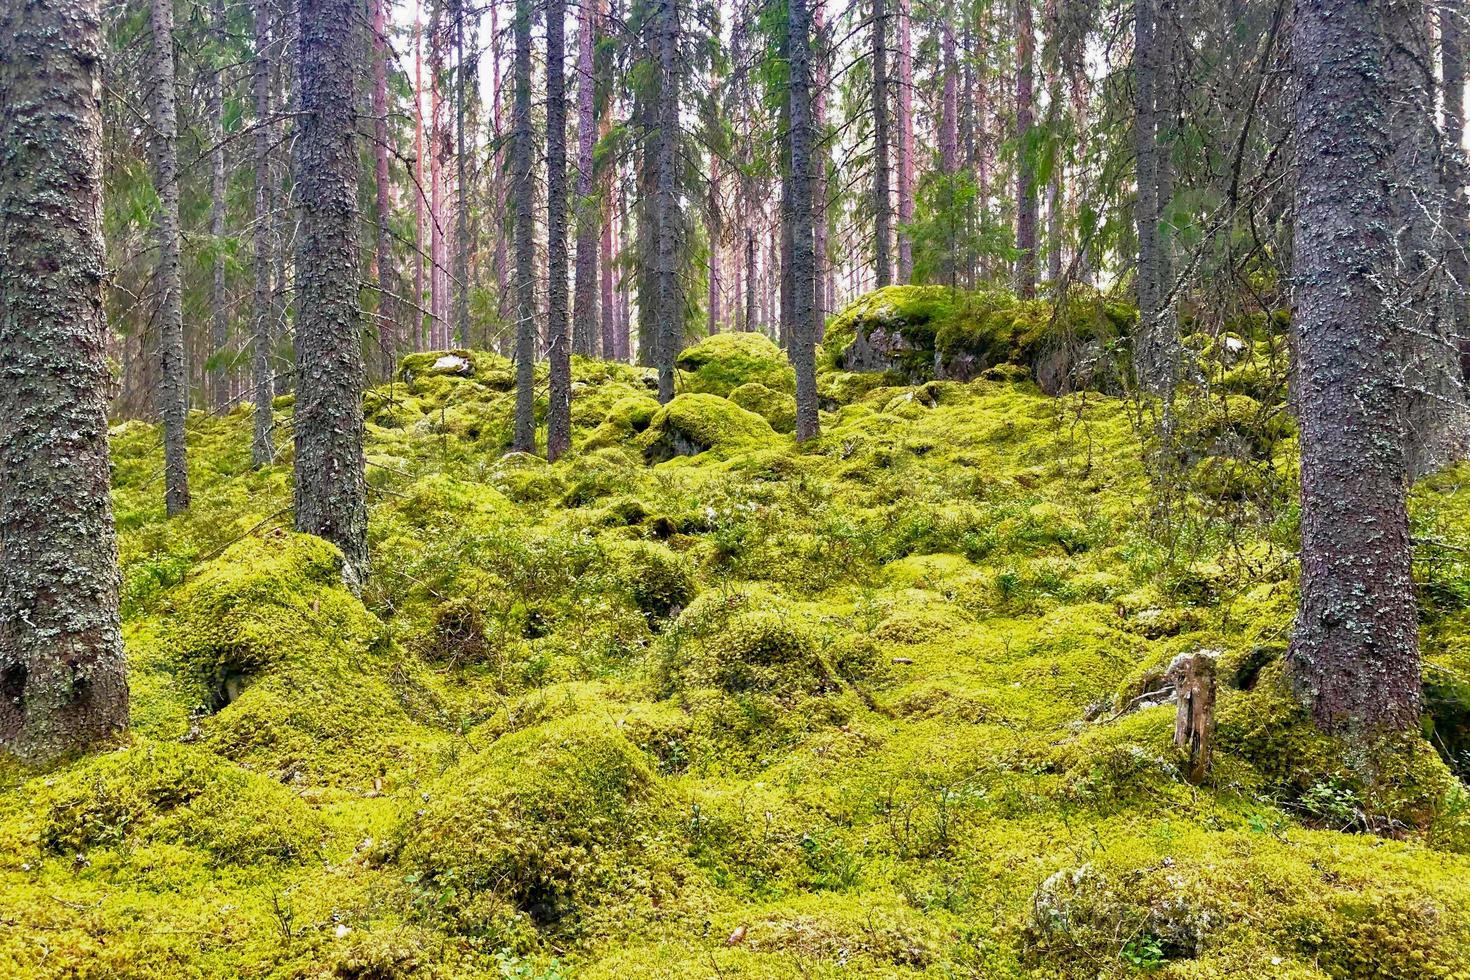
[5,297,1470,977]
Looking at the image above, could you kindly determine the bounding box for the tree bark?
[1288,0,1420,732]
[295,0,369,585]
[1132,0,1179,394]
[414,7,427,350]
[788,0,820,441]
[709,154,723,336]
[511,0,538,452]
[1443,0,1469,357]
[250,0,276,466]
[209,0,231,412]
[601,112,618,359]
[151,0,191,514]
[654,0,682,403]
[0,0,128,763]
[454,2,471,348]
[373,0,395,375]
[1014,0,1037,298]
[872,0,892,287]
[573,0,601,355]
[813,0,830,326]
[1387,0,1470,478]
[895,0,914,281]
[547,0,572,458]
[939,10,958,287]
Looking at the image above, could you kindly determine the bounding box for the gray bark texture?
[373,0,395,377]
[547,0,573,459]
[871,0,892,287]
[1288,0,1421,732]
[0,0,129,762]
[788,0,820,442]
[1445,1,1470,361]
[209,0,231,413]
[294,0,370,585]
[1131,0,1180,395]
[151,0,192,515]
[654,0,682,403]
[251,0,277,467]
[1386,0,1470,478]
[1014,0,1037,298]
[573,0,601,356]
[511,0,538,452]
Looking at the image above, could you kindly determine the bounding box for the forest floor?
[5,318,1470,978]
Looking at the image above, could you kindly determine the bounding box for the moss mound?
[397,716,674,937]
[14,741,321,865]
[637,393,777,462]
[676,332,795,396]
[729,381,798,433]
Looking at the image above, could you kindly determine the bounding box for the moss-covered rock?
[729,381,798,433]
[637,393,777,462]
[676,332,795,397]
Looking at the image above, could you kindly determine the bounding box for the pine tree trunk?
[0,0,129,763]
[573,0,601,355]
[151,0,191,515]
[940,12,958,286]
[1014,0,1037,298]
[895,0,914,282]
[373,0,395,375]
[511,0,538,452]
[813,0,830,327]
[654,0,682,404]
[1131,0,1178,394]
[1443,0,1469,358]
[601,122,618,358]
[709,155,722,335]
[788,0,820,441]
[546,0,572,458]
[454,4,471,348]
[209,0,230,412]
[1388,0,1470,477]
[414,8,427,349]
[872,0,892,287]
[1288,0,1419,732]
[251,0,276,466]
[295,0,369,585]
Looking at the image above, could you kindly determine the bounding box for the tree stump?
[1166,651,1218,785]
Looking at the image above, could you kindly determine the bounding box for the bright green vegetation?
[5,289,1470,977]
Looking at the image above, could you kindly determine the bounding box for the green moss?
[676,332,796,396]
[17,741,322,865]
[607,540,700,620]
[729,382,798,433]
[637,393,777,463]
[396,716,676,940]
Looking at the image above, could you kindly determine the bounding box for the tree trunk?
[1014,0,1037,298]
[654,0,682,404]
[1443,0,1469,360]
[1132,0,1179,393]
[209,0,230,412]
[250,0,276,466]
[414,7,427,349]
[940,11,958,286]
[788,0,820,441]
[150,0,191,515]
[295,0,369,585]
[814,0,830,327]
[709,155,722,335]
[1288,0,1419,732]
[872,0,892,287]
[0,0,129,763]
[573,0,601,355]
[601,114,618,359]
[546,0,572,458]
[511,0,538,452]
[454,2,471,348]
[895,0,914,281]
[1387,0,1470,477]
[373,0,395,376]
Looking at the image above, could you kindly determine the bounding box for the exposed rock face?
[844,322,924,376]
